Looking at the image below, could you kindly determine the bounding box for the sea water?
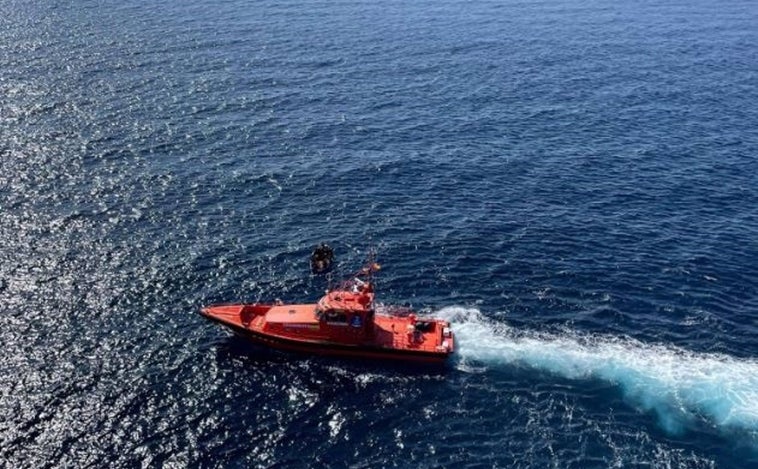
[1,0,757,467]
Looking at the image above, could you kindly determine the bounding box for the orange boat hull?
[200,303,454,364]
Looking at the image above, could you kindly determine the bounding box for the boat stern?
[437,321,455,355]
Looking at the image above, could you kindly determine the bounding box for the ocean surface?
[2,0,757,467]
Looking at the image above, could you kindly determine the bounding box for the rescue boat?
[200,263,455,363]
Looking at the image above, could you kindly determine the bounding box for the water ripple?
[2,0,757,467]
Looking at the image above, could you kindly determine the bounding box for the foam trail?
[436,306,758,436]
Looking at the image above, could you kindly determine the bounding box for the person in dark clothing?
[310,243,334,274]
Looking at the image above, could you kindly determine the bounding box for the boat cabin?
[314,281,375,342]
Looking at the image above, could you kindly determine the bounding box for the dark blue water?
[2,0,757,467]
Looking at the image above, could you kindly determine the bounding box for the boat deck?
[372,315,447,353]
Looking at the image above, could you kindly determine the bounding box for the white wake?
[436,306,758,436]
